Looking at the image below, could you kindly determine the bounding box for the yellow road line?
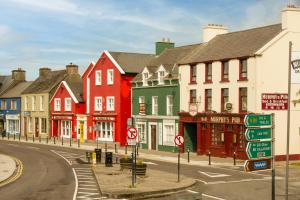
[0,157,24,187]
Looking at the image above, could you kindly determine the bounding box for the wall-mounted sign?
[189,103,198,116]
[261,93,288,110]
[291,51,300,83]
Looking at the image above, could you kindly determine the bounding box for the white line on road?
[186,189,199,194]
[143,161,158,165]
[72,168,78,200]
[198,171,230,178]
[51,150,72,165]
[26,146,40,150]
[78,188,99,190]
[202,193,225,200]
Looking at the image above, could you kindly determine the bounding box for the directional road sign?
[246,141,272,159]
[244,158,272,172]
[245,128,272,141]
[174,135,184,147]
[127,127,138,139]
[244,114,272,127]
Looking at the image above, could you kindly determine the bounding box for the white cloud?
[10,0,87,15]
[0,25,25,45]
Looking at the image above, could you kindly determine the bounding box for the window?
[166,95,173,115]
[40,96,44,111]
[143,73,148,86]
[139,96,145,114]
[54,98,61,111]
[221,88,229,112]
[94,97,102,111]
[41,118,47,133]
[107,69,114,85]
[152,96,158,115]
[7,120,19,134]
[0,100,6,110]
[164,124,175,145]
[96,122,114,141]
[65,98,71,111]
[136,123,146,143]
[189,90,196,104]
[61,120,71,137]
[11,100,17,110]
[239,59,248,80]
[205,63,212,83]
[211,124,223,145]
[32,96,36,111]
[239,87,247,112]
[221,61,229,81]
[25,96,28,111]
[95,70,102,85]
[190,65,197,83]
[158,71,165,84]
[106,96,115,111]
[205,89,212,111]
[28,117,32,132]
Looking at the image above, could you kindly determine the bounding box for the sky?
[0,0,299,80]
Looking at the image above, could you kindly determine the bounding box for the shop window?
[136,123,146,143]
[96,122,114,141]
[205,89,212,111]
[41,118,47,133]
[54,98,61,111]
[152,96,158,115]
[166,95,173,116]
[190,64,197,83]
[211,124,223,145]
[221,61,229,81]
[11,100,17,110]
[107,69,114,85]
[239,87,247,112]
[239,126,246,148]
[221,88,229,112]
[8,120,19,134]
[95,70,102,85]
[239,59,248,80]
[205,63,212,83]
[164,124,175,145]
[106,96,115,111]
[189,89,196,103]
[61,120,71,138]
[65,98,72,111]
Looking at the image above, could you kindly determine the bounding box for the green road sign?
[246,141,272,159]
[244,114,272,127]
[245,128,272,141]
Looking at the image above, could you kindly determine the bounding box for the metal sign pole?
[272,113,275,200]
[178,146,180,182]
[285,41,292,200]
[134,145,137,183]
[131,145,134,187]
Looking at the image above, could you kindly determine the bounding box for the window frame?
[41,118,47,133]
[139,96,145,114]
[107,69,114,85]
[221,61,229,82]
[190,64,197,84]
[152,96,158,115]
[32,96,36,111]
[239,87,247,113]
[95,70,102,85]
[158,70,165,84]
[40,96,44,111]
[10,100,17,110]
[166,95,173,116]
[106,96,115,111]
[54,98,61,111]
[25,96,28,111]
[205,89,212,111]
[94,97,103,111]
[205,63,212,83]
[239,59,248,81]
[189,89,196,104]
[221,88,229,112]
[64,98,72,111]
[143,73,148,86]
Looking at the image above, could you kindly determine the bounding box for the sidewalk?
[0,154,17,185]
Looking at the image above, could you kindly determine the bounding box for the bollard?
[137,145,139,156]
[61,137,64,146]
[86,152,91,164]
[115,143,117,153]
[125,145,127,154]
[54,136,56,144]
[188,148,190,163]
[39,136,41,143]
[70,137,72,147]
[26,135,28,141]
[19,133,21,141]
[8,133,10,140]
[46,136,48,144]
[208,151,211,165]
[32,135,34,142]
[14,133,16,140]
[77,138,80,148]
[233,152,236,166]
[105,142,107,152]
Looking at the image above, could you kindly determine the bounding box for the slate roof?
[22,70,67,98]
[0,75,15,95]
[180,24,282,64]
[64,74,83,102]
[132,44,201,82]
[0,81,33,98]
[109,52,155,74]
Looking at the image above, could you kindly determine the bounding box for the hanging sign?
[291,51,300,83]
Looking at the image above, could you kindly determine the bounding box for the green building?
[131,43,198,152]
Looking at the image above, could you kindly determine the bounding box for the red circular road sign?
[127,127,138,139]
[174,135,184,146]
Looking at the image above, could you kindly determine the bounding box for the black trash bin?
[95,148,102,163]
[105,152,113,167]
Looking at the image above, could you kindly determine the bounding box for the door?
[24,117,27,137]
[80,122,84,143]
[35,118,39,137]
[150,125,156,150]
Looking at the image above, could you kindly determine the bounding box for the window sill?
[189,82,197,85]
[219,80,229,83]
[203,81,213,84]
[237,79,248,82]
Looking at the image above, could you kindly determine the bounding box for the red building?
[50,64,86,140]
[83,51,153,145]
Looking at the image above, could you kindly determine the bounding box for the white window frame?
[166,95,173,116]
[95,70,102,85]
[41,118,47,133]
[96,122,114,142]
[107,69,114,85]
[54,98,61,111]
[11,100,17,110]
[163,123,175,146]
[106,96,115,111]
[40,96,44,111]
[136,122,146,143]
[158,71,165,84]
[32,96,36,111]
[64,98,72,111]
[143,73,148,86]
[94,97,103,111]
[61,120,71,138]
[152,96,158,115]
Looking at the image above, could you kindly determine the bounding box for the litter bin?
[105,152,113,167]
[95,148,102,163]
[86,151,92,164]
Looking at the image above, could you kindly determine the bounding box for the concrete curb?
[0,156,23,188]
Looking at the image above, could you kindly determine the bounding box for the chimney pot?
[12,68,26,81]
[203,23,228,43]
[39,67,51,77]
[66,63,79,75]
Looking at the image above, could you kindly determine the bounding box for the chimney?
[203,24,228,43]
[39,67,51,77]
[155,38,175,55]
[66,63,79,75]
[282,5,300,32]
[12,68,26,81]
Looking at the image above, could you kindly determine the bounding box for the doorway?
[150,125,157,150]
[80,122,84,143]
[35,118,39,137]
[184,123,197,152]
[24,117,27,137]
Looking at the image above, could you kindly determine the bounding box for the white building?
[178,6,300,160]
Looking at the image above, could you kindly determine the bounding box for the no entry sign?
[174,135,184,147]
[127,127,138,139]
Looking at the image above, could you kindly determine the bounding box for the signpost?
[244,114,274,200]
[127,127,138,187]
[174,135,184,183]
[261,93,288,110]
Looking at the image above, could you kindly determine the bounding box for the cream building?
[178,6,300,160]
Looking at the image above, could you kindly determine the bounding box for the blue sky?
[0,0,298,80]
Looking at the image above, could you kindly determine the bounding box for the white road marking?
[207,178,268,185]
[72,168,78,200]
[186,189,199,194]
[51,150,72,165]
[198,171,230,178]
[195,179,208,184]
[78,188,99,190]
[143,161,158,165]
[26,146,40,150]
[202,193,225,200]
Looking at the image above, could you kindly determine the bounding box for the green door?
[184,123,197,152]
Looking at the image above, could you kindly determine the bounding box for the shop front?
[51,115,76,139]
[76,115,87,143]
[179,112,247,159]
[93,115,115,142]
[0,114,5,134]
[6,114,20,135]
